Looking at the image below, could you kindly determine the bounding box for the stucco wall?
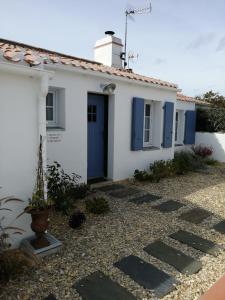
[46,68,178,181]
[196,132,225,162]
[0,70,39,247]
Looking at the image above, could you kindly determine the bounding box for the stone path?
[74,271,137,300]
[144,240,202,275]
[153,200,184,212]
[44,183,224,300]
[179,208,211,224]
[170,230,221,257]
[114,255,178,299]
[129,194,162,204]
[213,220,225,234]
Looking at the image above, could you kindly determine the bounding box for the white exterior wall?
[175,100,195,152]
[0,70,40,247]
[46,68,177,181]
[196,132,225,162]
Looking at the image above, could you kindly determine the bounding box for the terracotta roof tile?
[0,38,178,89]
[177,93,208,105]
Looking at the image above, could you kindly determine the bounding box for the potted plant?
[25,136,54,249]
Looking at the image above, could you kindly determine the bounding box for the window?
[175,111,179,142]
[88,105,97,122]
[143,103,153,146]
[46,91,57,126]
[175,110,185,145]
[46,88,65,129]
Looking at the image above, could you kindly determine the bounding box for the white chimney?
[94,31,123,68]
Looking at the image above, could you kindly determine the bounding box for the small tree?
[196,91,225,132]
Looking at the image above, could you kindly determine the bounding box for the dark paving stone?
[144,240,202,275]
[97,184,125,193]
[43,295,57,300]
[179,208,211,224]
[74,271,136,300]
[109,188,140,198]
[213,220,225,234]
[153,200,184,213]
[129,194,162,204]
[170,230,221,257]
[114,255,178,298]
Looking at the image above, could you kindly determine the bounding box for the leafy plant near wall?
[47,162,89,215]
[0,194,28,282]
[134,149,216,182]
[191,144,213,158]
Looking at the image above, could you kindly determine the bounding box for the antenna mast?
[123,0,152,69]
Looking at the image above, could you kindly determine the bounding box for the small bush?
[192,145,213,158]
[204,158,219,166]
[173,151,195,175]
[68,210,86,229]
[47,162,89,215]
[85,197,109,214]
[149,160,175,182]
[134,169,153,181]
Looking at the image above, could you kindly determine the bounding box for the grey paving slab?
[114,255,178,298]
[213,220,225,234]
[144,240,202,275]
[170,230,221,257]
[109,188,140,198]
[153,200,184,213]
[74,271,136,300]
[179,208,211,224]
[97,184,125,193]
[129,194,162,204]
[44,295,57,300]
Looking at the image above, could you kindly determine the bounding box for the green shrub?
[204,158,219,166]
[47,162,89,215]
[173,151,195,175]
[134,169,153,181]
[85,197,109,214]
[149,160,175,182]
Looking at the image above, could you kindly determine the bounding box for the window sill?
[175,143,184,147]
[47,126,65,131]
[143,146,160,151]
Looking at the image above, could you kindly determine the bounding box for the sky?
[0,0,225,96]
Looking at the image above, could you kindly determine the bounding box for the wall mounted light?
[100,83,116,95]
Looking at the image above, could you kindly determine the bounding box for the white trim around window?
[143,101,153,147]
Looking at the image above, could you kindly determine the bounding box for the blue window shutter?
[131,97,144,151]
[184,110,196,144]
[162,102,174,148]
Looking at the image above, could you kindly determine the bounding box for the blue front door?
[87,94,107,179]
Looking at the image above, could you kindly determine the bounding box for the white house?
[0,32,196,246]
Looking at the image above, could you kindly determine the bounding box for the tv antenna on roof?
[121,0,152,69]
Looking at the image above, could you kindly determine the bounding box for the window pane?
[145,104,151,116]
[92,105,96,113]
[46,107,53,121]
[145,117,150,129]
[144,130,150,142]
[46,93,53,107]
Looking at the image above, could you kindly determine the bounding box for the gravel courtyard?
[2,165,225,300]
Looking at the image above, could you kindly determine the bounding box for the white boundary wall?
[196,132,225,162]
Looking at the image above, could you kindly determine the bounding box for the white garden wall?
[0,70,40,247]
[196,132,225,162]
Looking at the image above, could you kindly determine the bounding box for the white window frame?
[143,101,153,147]
[46,89,58,127]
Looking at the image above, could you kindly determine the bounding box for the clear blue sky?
[1,0,225,96]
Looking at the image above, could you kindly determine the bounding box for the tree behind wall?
[196,91,225,132]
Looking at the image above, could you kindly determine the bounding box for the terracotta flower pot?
[28,209,50,249]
